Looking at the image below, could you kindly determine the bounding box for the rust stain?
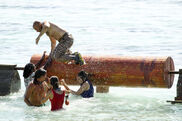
[140,59,156,87]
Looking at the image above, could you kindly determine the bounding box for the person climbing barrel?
[33,21,85,70]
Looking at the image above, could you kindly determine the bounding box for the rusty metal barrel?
[30,54,174,88]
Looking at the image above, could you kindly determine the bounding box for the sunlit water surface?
[0,0,182,120]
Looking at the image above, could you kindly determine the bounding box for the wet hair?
[23,63,35,78]
[78,71,89,82]
[33,21,41,29]
[50,76,59,90]
[33,68,46,85]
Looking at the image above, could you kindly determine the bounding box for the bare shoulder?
[82,82,90,90]
[43,81,49,89]
[43,21,50,28]
[27,82,34,89]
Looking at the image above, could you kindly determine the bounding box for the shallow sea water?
[0,0,182,120]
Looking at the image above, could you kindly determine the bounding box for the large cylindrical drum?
[30,54,174,88]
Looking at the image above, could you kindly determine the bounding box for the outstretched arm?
[49,37,56,53]
[60,79,90,95]
[35,51,46,69]
[70,83,89,95]
[60,79,70,90]
[36,22,50,44]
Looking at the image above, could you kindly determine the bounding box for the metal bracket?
[167,69,182,104]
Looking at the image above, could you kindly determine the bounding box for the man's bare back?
[24,81,51,106]
[24,69,51,106]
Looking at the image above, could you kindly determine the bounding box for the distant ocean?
[0,0,182,120]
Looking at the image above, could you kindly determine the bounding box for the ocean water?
[0,0,182,120]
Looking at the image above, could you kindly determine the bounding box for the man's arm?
[40,89,52,104]
[36,22,50,44]
[60,79,70,90]
[35,51,46,69]
[24,97,32,106]
[49,37,56,53]
[49,90,53,100]
[24,84,34,106]
[70,82,90,95]
[45,77,53,89]
[36,82,53,104]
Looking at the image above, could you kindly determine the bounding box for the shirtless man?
[24,68,52,106]
[33,21,85,69]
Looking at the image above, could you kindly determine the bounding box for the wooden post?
[167,69,182,104]
[96,86,109,93]
[175,69,182,100]
[0,64,21,96]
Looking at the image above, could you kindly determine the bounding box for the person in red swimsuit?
[49,76,69,111]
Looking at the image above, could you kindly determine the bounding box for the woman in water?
[61,71,94,98]
[23,63,36,88]
[49,76,69,111]
[23,51,46,88]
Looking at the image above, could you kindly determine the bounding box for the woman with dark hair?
[23,51,46,88]
[24,68,52,106]
[33,69,47,85]
[61,71,94,98]
[49,76,69,111]
[23,63,36,88]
